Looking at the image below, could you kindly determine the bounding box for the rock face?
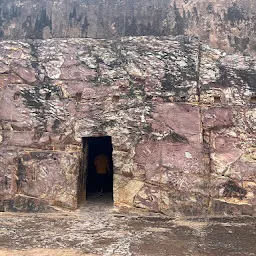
[0,36,255,216]
[0,0,256,55]
[200,46,256,216]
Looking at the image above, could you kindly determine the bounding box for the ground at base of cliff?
[0,196,255,256]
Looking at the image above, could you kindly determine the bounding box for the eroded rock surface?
[200,45,256,216]
[0,0,256,55]
[0,36,255,216]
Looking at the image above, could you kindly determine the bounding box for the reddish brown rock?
[16,151,79,209]
[202,107,234,129]
[0,84,34,127]
[0,36,255,217]
[0,62,9,74]
[150,103,201,139]
[11,66,37,84]
[210,198,254,216]
[0,74,23,87]
[60,66,96,81]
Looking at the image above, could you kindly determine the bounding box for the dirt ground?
[0,194,255,256]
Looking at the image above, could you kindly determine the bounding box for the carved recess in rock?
[0,36,255,216]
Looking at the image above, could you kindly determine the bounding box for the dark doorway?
[80,136,113,201]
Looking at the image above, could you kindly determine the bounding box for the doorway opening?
[78,136,114,205]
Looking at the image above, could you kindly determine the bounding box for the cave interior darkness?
[82,136,114,201]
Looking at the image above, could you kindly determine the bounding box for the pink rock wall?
[0,36,255,216]
[200,45,256,216]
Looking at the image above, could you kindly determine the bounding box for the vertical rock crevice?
[197,41,213,215]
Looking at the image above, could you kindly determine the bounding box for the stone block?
[134,184,161,212]
[2,195,55,212]
[210,198,254,216]
[11,66,37,84]
[0,84,32,126]
[16,150,80,209]
[114,174,144,207]
[211,132,243,174]
[135,139,205,185]
[0,74,23,87]
[60,81,97,99]
[1,131,35,147]
[60,65,96,81]
[150,103,201,139]
[0,62,9,74]
[202,107,234,129]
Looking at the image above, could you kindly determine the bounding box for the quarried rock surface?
[200,45,256,216]
[0,0,256,55]
[0,36,255,216]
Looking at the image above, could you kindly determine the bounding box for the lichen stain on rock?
[222,180,247,200]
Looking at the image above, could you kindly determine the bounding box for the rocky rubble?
[0,36,255,216]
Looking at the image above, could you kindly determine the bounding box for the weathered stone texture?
[0,0,256,55]
[200,44,256,216]
[0,36,255,216]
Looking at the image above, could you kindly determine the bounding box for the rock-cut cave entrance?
[78,136,114,205]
